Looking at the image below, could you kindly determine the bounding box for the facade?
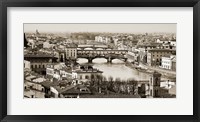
[172,58,176,71]
[95,36,111,44]
[161,55,176,70]
[75,65,103,83]
[137,48,147,64]
[24,60,31,69]
[147,49,176,66]
[127,51,139,62]
[24,53,58,74]
[156,39,168,44]
[65,44,77,60]
[156,39,176,49]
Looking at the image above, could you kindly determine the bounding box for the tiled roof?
[148,49,176,52]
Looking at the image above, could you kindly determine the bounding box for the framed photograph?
[0,0,199,122]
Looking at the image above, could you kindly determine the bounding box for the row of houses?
[24,62,103,98]
[125,38,176,70]
[44,63,103,98]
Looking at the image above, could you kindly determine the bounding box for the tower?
[36,29,40,35]
[149,71,162,98]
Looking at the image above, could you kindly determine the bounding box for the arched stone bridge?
[77,44,112,50]
[77,50,128,63]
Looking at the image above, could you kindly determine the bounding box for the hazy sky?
[24,23,176,33]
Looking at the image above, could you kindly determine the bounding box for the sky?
[24,23,176,33]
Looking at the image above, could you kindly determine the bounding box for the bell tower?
[149,71,161,98]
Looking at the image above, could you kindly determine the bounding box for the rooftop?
[24,52,56,58]
[75,68,103,74]
[41,80,59,89]
[66,43,78,48]
[148,49,176,52]
[60,84,91,95]
[162,54,171,58]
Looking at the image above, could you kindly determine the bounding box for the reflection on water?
[77,58,151,81]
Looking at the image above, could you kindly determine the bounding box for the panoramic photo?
[24,24,176,98]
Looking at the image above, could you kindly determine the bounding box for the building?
[24,60,31,69]
[41,81,91,98]
[43,41,55,49]
[161,55,176,70]
[24,52,58,74]
[156,39,168,44]
[172,57,176,71]
[65,44,77,60]
[127,51,139,63]
[41,80,60,98]
[137,43,162,50]
[24,77,45,92]
[46,63,78,83]
[75,65,103,83]
[95,36,111,44]
[137,71,175,98]
[147,49,176,66]
[149,71,162,98]
[159,80,176,98]
[24,74,46,98]
[136,48,147,64]
[169,39,176,47]
[160,80,176,89]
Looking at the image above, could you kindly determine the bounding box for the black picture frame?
[0,0,199,122]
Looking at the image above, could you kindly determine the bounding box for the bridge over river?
[77,44,112,50]
[77,50,128,63]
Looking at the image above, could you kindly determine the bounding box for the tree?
[24,33,28,48]
[108,76,113,82]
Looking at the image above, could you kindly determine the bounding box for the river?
[77,58,154,81]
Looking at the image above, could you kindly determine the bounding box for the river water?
[77,58,153,81]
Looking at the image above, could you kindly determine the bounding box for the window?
[35,65,37,68]
[80,75,82,79]
[155,77,158,86]
[31,65,34,69]
[85,75,89,79]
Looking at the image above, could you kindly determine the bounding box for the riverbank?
[125,61,176,80]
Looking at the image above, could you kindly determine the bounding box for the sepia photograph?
[23,23,176,98]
